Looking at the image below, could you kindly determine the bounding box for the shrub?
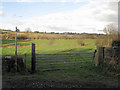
[95,24,118,47]
[17,34,29,40]
[77,39,85,46]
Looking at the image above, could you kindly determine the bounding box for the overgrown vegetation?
[1,29,104,40]
[95,24,118,47]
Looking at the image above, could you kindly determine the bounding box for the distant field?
[2,39,96,56]
[2,30,9,33]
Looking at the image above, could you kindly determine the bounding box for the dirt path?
[2,79,118,88]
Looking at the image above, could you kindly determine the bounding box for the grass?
[2,30,9,33]
[2,39,119,87]
[2,39,96,55]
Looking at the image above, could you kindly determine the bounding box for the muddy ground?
[2,79,118,89]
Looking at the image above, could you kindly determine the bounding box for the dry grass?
[2,32,100,40]
[95,34,119,47]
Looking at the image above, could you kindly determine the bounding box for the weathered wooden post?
[118,3,120,89]
[24,53,26,71]
[118,2,120,41]
[94,47,104,66]
[99,47,104,64]
[31,43,36,73]
[15,26,19,72]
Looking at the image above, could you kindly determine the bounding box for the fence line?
[36,60,91,62]
[36,61,90,65]
[36,52,93,55]
[36,57,92,59]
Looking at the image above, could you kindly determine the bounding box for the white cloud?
[1,0,118,33]
[0,0,120,2]
[25,1,117,33]
[17,0,30,2]
[0,11,3,16]
[0,5,4,16]
[16,0,87,2]
[0,6,3,9]
[1,0,120,2]
[1,0,66,2]
[0,9,4,16]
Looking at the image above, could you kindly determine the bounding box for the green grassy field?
[2,39,118,87]
[2,39,96,55]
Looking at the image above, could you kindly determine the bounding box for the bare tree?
[103,24,118,46]
[96,23,118,47]
[103,24,117,35]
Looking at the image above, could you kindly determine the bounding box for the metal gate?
[36,52,93,71]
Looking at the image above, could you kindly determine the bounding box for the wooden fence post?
[24,53,26,71]
[118,47,120,69]
[95,47,104,66]
[15,27,18,72]
[31,43,36,73]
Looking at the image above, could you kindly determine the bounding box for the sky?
[0,0,119,33]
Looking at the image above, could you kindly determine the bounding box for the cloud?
[1,0,120,2]
[0,6,4,16]
[24,0,117,33]
[0,11,3,16]
[1,0,69,2]
[0,4,4,16]
[1,0,118,33]
[16,0,89,2]
[17,0,30,2]
[0,6,3,9]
